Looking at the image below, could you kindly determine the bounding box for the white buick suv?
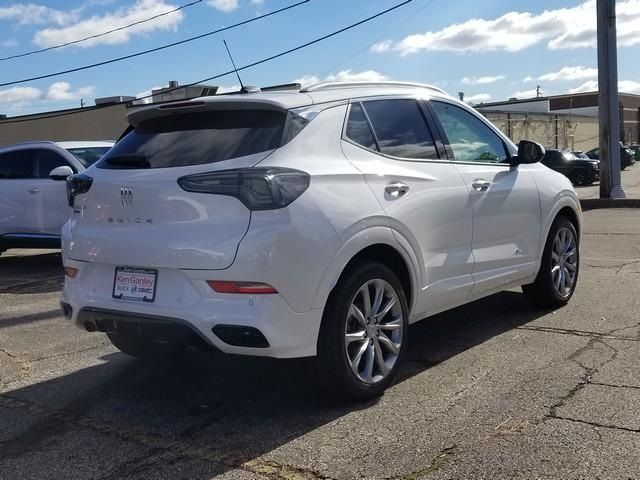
[61,82,581,400]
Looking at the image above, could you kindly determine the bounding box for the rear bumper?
[60,260,323,358]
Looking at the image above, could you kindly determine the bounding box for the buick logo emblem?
[120,187,133,207]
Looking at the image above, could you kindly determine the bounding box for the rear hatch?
[67,107,287,270]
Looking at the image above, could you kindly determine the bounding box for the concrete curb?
[580,198,640,210]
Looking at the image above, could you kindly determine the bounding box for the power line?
[0,0,311,88]
[0,0,414,125]
[319,0,438,78]
[0,0,203,62]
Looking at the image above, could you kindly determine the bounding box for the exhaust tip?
[212,325,269,348]
[84,320,97,332]
[60,302,73,320]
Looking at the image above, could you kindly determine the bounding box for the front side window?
[362,99,438,160]
[33,149,72,178]
[0,149,36,179]
[431,101,508,164]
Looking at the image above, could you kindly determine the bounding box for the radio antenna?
[223,39,244,90]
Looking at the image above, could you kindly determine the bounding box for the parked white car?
[60,82,581,400]
[0,140,113,253]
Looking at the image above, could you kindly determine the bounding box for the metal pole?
[597,0,624,198]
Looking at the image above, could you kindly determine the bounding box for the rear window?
[98,110,296,169]
[67,147,112,167]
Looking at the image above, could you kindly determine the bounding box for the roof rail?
[300,81,447,95]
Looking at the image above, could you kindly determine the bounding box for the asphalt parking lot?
[1,208,640,480]
[577,159,640,199]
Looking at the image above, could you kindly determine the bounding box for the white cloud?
[0,86,43,104]
[0,82,94,109]
[1,38,18,48]
[0,3,81,26]
[570,79,640,94]
[207,0,239,12]
[525,66,598,83]
[619,80,640,94]
[293,75,320,86]
[370,40,392,53]
[33,0,185,49]
[377,0,640,55]
[511,89,541,99]
[294,70,388,87]
[461,75,505,85]
[46,82,95,100]
[464,93,491,104]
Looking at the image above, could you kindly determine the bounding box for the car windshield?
[66,147,112,167]
[563,152,577,160]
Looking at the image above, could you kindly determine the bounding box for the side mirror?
[512,140,545,165]
[49,165,74,181]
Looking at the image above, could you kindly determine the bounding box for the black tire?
[523,215,579,309]
[569,169,588,186]
[107,331,184,359]
[316,261,409,401]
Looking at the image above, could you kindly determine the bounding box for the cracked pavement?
[1,209,640,479]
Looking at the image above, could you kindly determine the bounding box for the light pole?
[597,0,625,198]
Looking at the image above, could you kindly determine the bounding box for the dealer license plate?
[112,267,157,302]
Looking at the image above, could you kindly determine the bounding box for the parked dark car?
[542,149,600,185]
[629,144,640,162]
[572,151,590,160]
[585,145,635,169]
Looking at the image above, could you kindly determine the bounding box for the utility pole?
[536,85,542,98]
[597,0,624,198]
[80,98,85,108]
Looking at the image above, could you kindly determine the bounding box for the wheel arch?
[312,227,419,315]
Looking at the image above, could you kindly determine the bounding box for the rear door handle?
[27,187,40,194]
[471,179,491,192]
[385,182,409,198]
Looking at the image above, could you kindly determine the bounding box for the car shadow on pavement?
[0,289,549,479]
[0,252,63,294]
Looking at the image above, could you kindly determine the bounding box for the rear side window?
[362,99,438,160]
[98,110,288,169]
[345,103,377,150]
[33,149,73,178]
[0,149,36,179]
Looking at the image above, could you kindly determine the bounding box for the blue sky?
[0,0,639,116]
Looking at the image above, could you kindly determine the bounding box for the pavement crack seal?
[515,325,638,342]
[544,327,629,434]
[242,459,337,480]
[548,415,640,435]
[0,347,32,383]
[394,445,457,480]
[590,381,640,391]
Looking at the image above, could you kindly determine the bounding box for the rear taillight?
[207,281,278,294]
[177,167,310,211]
[66,173,93,207]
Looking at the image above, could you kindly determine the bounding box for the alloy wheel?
[344,279,404,384]
[551,226,578,297]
